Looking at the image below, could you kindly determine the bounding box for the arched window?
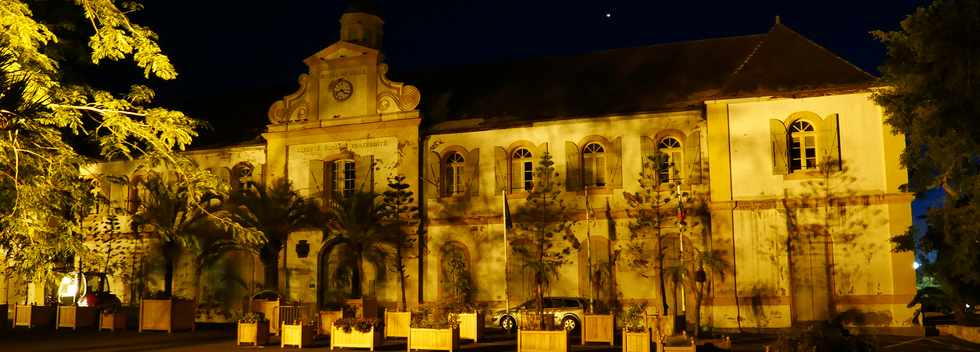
[331,159,356,197]
[582,143,606,188]
[789,120,817,171]
[231,162,254,192]
[511,148,534,192]
[444,152,465,196]
[658,137,683,184]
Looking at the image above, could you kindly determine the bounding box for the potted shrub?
[280,319,314,348]
[99,305,128,332]
[12,304,55,329]
[661,333,696,352]
[56,304,98,330]
[236,312,269,346]
[517,312,568,352]
[408,303,461,352]
[138,292,195,333]
[385,309,411,339]
[331,317,384,351]
[621,304,651,352]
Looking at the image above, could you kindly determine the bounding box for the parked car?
[492,297,588,333]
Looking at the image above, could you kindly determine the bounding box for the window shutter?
[640,136,657,181]
[770,119,789,175]
[252,163,265,189]
[355,155,374,192]
[465,148,480,196]
[685,129,702,185]
[425,151,441,199]
[494,147,508,194]
[821,113,842,171]
[607,137,623,189]
[308,160,324,201]
[565,141,582,192]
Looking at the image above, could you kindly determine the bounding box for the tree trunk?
[261,250,280,292]
[164,255,174,297]
[351,250,363,298]
[536,271,545,330]
[657,235,668,315]
[396,246,407,311]
[694,283,704,337]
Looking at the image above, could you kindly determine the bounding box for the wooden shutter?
[355,155,374,192]
[252,163,265,189]
[640,136,656,181]
[607,137,623,189]
[685,129,702,185]
[821,113,842,171]
[465,148,480,197]
[494,147,508,194]
[770,119,789,175]
[425,151,441,199]
[510,154,523,192]
[308,160,324,201]
[565,141,582,192]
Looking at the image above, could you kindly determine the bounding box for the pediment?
[304,41,378,65]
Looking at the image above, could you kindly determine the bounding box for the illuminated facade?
[1,7,915,329]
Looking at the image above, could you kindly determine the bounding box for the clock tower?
[262,3,422,306]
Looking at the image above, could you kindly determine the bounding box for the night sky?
[130,0,932,244]
[130,0,924,146]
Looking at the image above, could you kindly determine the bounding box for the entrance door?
[789,228,832,323]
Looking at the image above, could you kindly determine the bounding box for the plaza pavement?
[0,326,977,351]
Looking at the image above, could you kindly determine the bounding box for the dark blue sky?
[134,0,924,144]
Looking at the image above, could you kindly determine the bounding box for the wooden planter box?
[455,311,484,342]
[13,304,55,328]
[661,336,696,352]
[622,329,652,352]
[408,327,460,351]
[318,310,345,336]
[237,320,269,346]
[138,299,195,333]
[384,311,411,338]
[517,329,568,352]
[99,311,127,332]
[645,314,673,337]
[280,323,314,348]
[56,306,97,330]
[346,298,378,318]
[581,314,614,345]
[250,299,279,334]
[331,325,384,351]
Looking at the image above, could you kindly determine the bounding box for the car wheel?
[500,316,516,333]
[561,316,579,332]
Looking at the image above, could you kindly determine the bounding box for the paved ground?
[0,326,977,351]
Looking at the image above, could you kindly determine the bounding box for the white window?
[789,120,818,171]
[658,137,683,184]
[511,148,534,192]
[444,152,465,196]
[331,159,356,197]
[582,143,606,188]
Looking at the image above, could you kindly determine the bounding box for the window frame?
[331,159,356,197]
[657,136,683,184]
[511,147,534,193]
[788,119,818,172]
[443,152,466,197]
[582,142,607,188]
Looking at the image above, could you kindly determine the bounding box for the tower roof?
[344,0,381,17]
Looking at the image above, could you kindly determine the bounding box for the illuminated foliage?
[0,0,258,285]
[873,0,980,317]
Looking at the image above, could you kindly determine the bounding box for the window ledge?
[577,187,614,195]
[784,170,827,180]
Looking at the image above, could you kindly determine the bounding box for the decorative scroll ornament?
[376,63,421,113]
[268,74,313,124]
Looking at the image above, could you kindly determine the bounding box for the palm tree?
[228,177,320,292]
[322,191,389,298]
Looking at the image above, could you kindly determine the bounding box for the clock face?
[330,78,353,101]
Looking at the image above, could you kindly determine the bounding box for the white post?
[502,190,510,314]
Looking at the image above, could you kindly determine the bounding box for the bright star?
[605,13,612,18]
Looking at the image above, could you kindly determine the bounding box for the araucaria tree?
[229,177,320,292]
[379,175,418,311]
[510,152,579,330]
[0,1,241,284]
[873,0,980,318]
[622,155,680,318]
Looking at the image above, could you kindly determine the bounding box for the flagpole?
[502,190,510,315]
[586,188,594,313]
